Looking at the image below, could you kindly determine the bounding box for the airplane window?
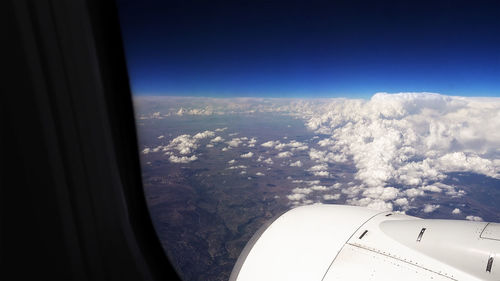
[116,1,500,280]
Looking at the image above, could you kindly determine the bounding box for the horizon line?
[131,91,500,99]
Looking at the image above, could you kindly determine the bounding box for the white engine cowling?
[230,204,499,281]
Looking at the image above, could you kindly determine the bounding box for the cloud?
[309,148,327,162]
[152,146,162,153]
[169,155,198,163]
[277,151,293,158]
[263,158,274,164]
[423,204,440,213]
[261,140,308,151]
[394,198,409,207]
[167,134,198,155]
[228,165,247,170]
[152,112,162,119]
[431,182,465,197]
[421,185,442,193]
[301,92,500,211]
[247,138,257,147]
[256,172,265,176]
[287,193,306,201]
[144,131,219,161]
[292,187,313,194]
[452,208,461,214]
[193,130,215,139]
[240,152,254,158]
[157,135,165,139]
[341,185,363,197]
[347,197,393,211]
[323,194,341,200]
[287,140,309,151]
[290,160,303,167]
[228,159,236,164]
[215,127,227,132]
[261,140,278,148]
[312,171,330,177]
[308,148,345,163]
[176,107,214,116]
[341,186,403,212]
[211,136,224,143]
[274,143,287,150]
[318,138,335,147]
[227,138,243,147]
[308,164,328,171]
[404,188,425,198]
[306,180,321,185]
[435,152,500,179]
[310,185,329,191]
[465,215,483,221]
[362,186,399,201]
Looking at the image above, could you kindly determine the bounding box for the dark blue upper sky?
[117,0,500,98]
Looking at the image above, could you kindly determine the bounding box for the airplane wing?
[230,204,499,281]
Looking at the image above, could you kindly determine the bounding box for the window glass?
[117,1,500,280]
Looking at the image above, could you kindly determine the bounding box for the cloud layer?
[303,92,500,211]
[138,93,500,217]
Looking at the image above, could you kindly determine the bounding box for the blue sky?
[117,0,500,98]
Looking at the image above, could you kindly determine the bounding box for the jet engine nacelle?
[230,204,499,281]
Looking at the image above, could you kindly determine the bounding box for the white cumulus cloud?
[308,164,328,171]
[227,138,243,147]
[261,140,277,148]
[240,152,254,158]
[287,193,306,201]
[211,136,224,143]
[292,187,313,194]
[423,204,440,213]
[466,215,483,221]
[362,186,399,201]
[193,130,215,139]
[323,194,341,200]
[312,171,330,177]
[277,151,293,158]
[263,158,274,164]
[261,140,308,151]
[394,198,409,207]
[301,93,500,211]
[169,155,198,163]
